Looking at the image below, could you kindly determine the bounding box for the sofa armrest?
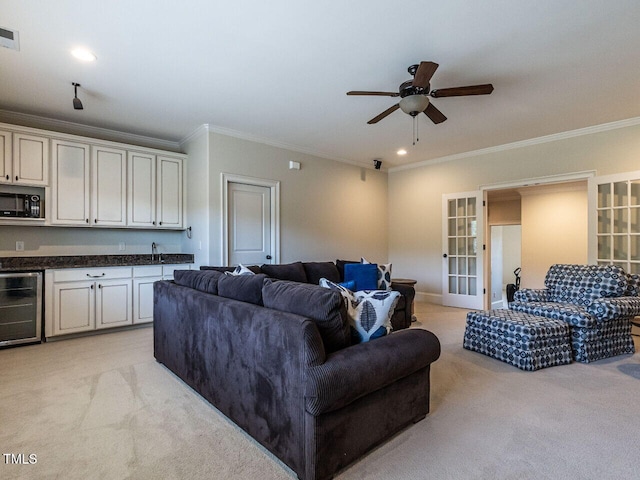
[586,296,640,321]
[304,329,440,416]
[391,283,415,330]
[513,288,550,302]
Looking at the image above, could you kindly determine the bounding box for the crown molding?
[388,116,640,173]
[0,109,183,152]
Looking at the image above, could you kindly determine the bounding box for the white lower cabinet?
[132,264,192,324]
[46,263,192,337]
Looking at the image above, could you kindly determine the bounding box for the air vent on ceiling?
[0,27,20,51]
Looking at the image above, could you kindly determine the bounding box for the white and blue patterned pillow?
[224,264,255,276]
[361,257,392,290]
[319,278,400,343]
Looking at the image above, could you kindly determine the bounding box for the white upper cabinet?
[0,131,11,183]
[157,156,183,229]
[91,146,127,226]
[13,133,49,186]
[127,151,157,227]
[1,123,186,229]
[0,131,49,186]
[51,139,91,225]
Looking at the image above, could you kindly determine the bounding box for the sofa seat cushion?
[509,301,596,327]
[173,269,222,294]
[260,262,308,283]
[218,273,269,305]
[303,261,341,285]
[262,280,350,353]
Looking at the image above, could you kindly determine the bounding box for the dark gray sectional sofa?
[201,260,416,331]
[154,269,440,480]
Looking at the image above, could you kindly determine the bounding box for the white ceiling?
[2,1,640,168]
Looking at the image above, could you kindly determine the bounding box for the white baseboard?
[415,291,442,304]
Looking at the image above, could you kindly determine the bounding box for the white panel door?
[228,182,272,266]
[92,146,127,226]
[442,191,485,309]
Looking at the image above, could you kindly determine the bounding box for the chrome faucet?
[151,242,158,262]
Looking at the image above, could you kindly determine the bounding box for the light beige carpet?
[1,303,639,480]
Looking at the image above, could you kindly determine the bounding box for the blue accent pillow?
[339,280,356,290]
[344,263,378,290]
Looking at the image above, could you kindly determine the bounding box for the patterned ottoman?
[463,309,573,371]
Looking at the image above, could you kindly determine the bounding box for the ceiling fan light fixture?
[399,95,429,116]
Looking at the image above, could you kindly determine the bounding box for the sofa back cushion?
[174,269,223,294]
[262,280,351,353]
[303,261,341,285]
[201,265,263,274]
[260,262,308,283]
[544,264,628,306]
[218,273,269,305]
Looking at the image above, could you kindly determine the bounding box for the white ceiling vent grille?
[0,27,20,51]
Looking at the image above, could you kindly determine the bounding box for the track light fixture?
[72,82,83,110]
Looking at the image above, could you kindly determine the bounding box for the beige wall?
[520,184,588,288]
[388,121,640,301]
[202,131,388,267]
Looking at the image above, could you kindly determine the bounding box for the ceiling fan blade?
[424,102,447,124]
[367,104,400,124]
[412,61,439,88]
[347,91,399,97]
[430,83,494,98]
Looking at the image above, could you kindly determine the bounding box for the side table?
[391,278,417,322]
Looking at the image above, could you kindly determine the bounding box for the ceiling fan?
[347,61,494,125]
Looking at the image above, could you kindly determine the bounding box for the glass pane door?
[594,176,640,274]
[442,191,484,309]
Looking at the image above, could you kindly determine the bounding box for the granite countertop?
[0,254,194,272]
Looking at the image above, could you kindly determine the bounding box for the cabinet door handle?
[86,273,106,278]
[5,175,8,180]
[94,219,97,224]
[86,218,89,224]
[159,221,162,225]
[90,284,94,290]
[98,284,102,289]
[15,175,18,181]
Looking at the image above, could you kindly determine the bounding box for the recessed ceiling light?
[71,48,96,62]
[397,149,407,156]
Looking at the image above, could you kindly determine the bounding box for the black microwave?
[0,193,41,218]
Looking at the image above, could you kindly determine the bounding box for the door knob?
[443,254,448,258]
[266,255,272,260]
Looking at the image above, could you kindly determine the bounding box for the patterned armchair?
[510,264,639,362]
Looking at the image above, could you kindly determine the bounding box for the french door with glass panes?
[442,191,485,309]
[589,172,640,274]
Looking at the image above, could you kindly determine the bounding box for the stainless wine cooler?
[0,272,43,347]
